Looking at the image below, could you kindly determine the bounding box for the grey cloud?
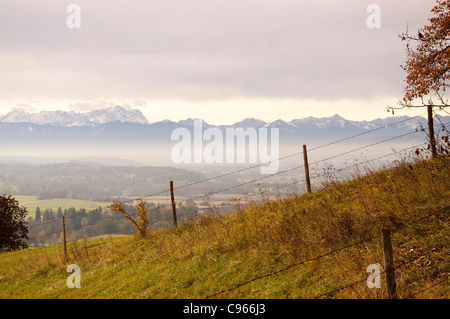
[0,0,437,102]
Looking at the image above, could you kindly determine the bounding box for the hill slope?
[0,157,448,299]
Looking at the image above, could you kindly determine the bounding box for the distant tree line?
[38,188,67,200]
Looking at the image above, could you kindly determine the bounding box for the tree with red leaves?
[390,0,450,157]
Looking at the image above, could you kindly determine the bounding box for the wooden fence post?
[382,229,397,299]
[62,216,67,261]
[427,104,437,158]
[170,181,178,229]
[303,145,312,193]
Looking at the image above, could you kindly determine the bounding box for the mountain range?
[0,106,447,167]
[0,106,442,131]
[0,106,442,130]
[0,106,149,126]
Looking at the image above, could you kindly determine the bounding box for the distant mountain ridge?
[0,106,444,133]
[0,110,447,166]
[172,114,434,132]
[0,106,149,126]
[0,111,444,147]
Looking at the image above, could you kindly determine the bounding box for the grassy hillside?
[0,157,448,299]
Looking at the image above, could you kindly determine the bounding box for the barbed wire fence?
[203,210,447,299]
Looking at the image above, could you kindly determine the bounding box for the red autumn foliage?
[401,0,450,103]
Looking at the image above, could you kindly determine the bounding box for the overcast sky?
[0,0,443,124]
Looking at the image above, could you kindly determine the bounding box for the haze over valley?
[0,106,446,202]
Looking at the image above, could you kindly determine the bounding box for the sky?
[0,0,443,125]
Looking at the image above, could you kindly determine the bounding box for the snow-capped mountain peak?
[0,106,149,126]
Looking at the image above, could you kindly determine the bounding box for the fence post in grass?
[382,229,397,299]
[303,144,312,193]
[427,104,437,158]
[62,216,67,261]
[170,181,178,229]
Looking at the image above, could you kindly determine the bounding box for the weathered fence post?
[170,181,178,229]
[62,216,67,260]
[303,145,312,193]
[382,229,397,299]
[427,105,437,158]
